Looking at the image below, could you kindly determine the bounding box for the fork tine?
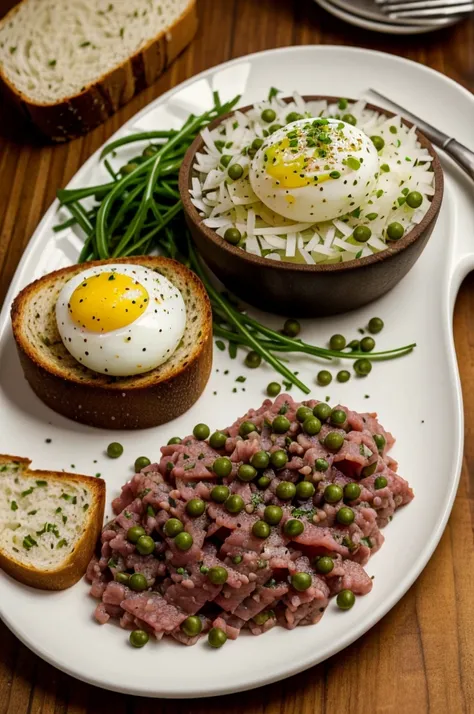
[384,0,470,8]
[388,3,474,15]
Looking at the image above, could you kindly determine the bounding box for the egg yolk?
[68,272,149,333]
[265,137,331,189]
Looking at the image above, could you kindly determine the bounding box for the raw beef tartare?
[87,394,413,647]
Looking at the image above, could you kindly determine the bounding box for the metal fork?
[368,89,474,181]
[375,0,474,17]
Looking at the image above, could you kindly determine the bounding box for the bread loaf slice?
[0,0,198,141]
[11,256,213,430]
[0,455,105,590]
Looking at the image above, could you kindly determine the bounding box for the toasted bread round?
[0,454,105,591]
[0,0,198,142]
[11,257,213,429]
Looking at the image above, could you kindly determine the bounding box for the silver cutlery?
[369,89,474,180]
[375,0,473,17]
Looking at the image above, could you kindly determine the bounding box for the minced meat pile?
[87,394,413,648]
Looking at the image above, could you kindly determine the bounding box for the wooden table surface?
[1,1,474,712]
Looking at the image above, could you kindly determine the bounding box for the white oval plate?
[314,0,460,33]
[1,46,474,699]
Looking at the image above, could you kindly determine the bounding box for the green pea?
[317,370,332,386]
[338,98,348,110]
[291,572,312,591]
[354,358,372,376]
[245,351,262,368]
[181,615,202,637]
[186,498,206,517]
[406,191,423,209]
[135,535,155,555]
[296,480,315,499]
[228,163,244,180]
[213,456,232,478]
[272,415,290,433]
[120,162,138,175]
[239,421,256,437]
[115,572,130,584]
[284,518,304,537]
[129,629,149,648]
[337,589,355,610]
[224,227,241,245]
[371,135,385,151]
[303,416,322,436]
[253,610,273,625]
[330,409,346,426]
[164,518,184,538]
[267,382,281,397]
[107,442,123,458]
[252,520,271,539]
[362,462,377,478]
[134,456,151,472]
[200,565,209,574]
[238,464,257,482]
[344,483,361,501]
[348,339,360,351]
[373,434,386,451]
[167,437,182,445]
[264,505,283,525]
[251,450,270,470]
[353,225,372,243]
[269,123,283,134]
[360,337,375,352]
[247,147,257,159]
[129,573,148,592]
[276,481,296,500]
[252,138,264,150]
[342,113,357,125]
[368,317,384,334]
[220,154,232,168]
[324,484,343,503]
[211,484,230,503]
[225,494,244,514]
[313,403,331,421]
[315,458,329,472]
[286,112,303,123]
[142,145,158,157]
[210,431,227,449]
[261,108,277,123]
[174,531,193,551]
[329,334,346,351]
[270,450,288,469]
[315,556,334,575]
[127,525,146,544]
[296,406,313,422]
[208,627,227,648]
[386,222,404,241]
[257,475,271,489]
[208,566,228,585]
[232,554,243,565]
[324,432,344,451]
[193,423,210,441]
[336,506,355,525]
[337,370,351,383]
[283,318,301,337]
[374,476,388,489]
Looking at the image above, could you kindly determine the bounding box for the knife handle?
[444,139,474,181]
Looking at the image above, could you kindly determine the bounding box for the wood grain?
[1,1,473,712]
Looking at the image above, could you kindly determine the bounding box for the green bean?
[100,130,178,160]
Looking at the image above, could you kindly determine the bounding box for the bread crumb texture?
[0,0,191,104]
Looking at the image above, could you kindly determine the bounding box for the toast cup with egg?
[11,257,212,429]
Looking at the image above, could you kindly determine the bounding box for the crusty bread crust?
[0,0,198,142]
[11,257,213,430]
[0,456,105,591]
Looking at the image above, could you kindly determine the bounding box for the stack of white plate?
[314,0,464,33]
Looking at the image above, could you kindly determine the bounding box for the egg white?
[55,264,186,377]
[249,118,380,223]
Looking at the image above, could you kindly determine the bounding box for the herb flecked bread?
[11,257,213,430]
[0,0,198,141]
[0,455,105,590]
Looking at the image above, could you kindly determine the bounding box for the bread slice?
[0,455,105,590]
[0,0,198,142]
[11,256,213,430]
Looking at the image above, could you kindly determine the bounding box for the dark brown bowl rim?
[179,95,444,273]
